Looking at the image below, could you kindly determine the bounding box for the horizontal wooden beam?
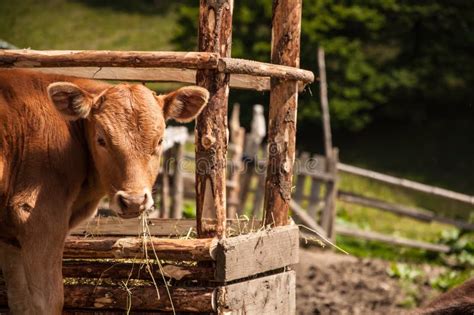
[338,191,434,221]
[0,50,314,88]
[63,236,216,261]
[0,50,219,69]
[218,57,314,83]
[72,218,263,237]
[338,163,474,206]
[62,260,214,281]
[335,225,450,253]
[299,168,336,182]
[214,224,299,282]
[65,284,214,312]
[31,67,288,91]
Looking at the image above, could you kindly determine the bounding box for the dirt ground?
[296,248,441,315]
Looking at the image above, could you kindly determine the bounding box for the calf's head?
[48,82,209,218]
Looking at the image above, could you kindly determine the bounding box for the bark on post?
[195,0,234,238]
[263,0,302,227]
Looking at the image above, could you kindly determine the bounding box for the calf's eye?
[97,136,106,147]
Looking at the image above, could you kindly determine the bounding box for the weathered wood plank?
[72,218,196,237]
[216,271,296,315]
[31,67,306,91]
[0,284,214,313]
[195,0,233,238]
[72,218,266,237]
[263,0,302,226]
[64,285,214,312]
[335,226,450,253]
[63,236,216,261]
[214,225,299,282]
[61,260,214,282]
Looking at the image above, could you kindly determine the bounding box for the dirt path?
[296,248,438,315]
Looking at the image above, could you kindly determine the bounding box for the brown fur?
[414,278,474,315]
[0,69,208,314]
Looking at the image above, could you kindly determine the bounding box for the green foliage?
[387,262,422,281]
[430,270,474,292]
[173,0,474,131]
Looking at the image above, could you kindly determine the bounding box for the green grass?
[0,0,178,51]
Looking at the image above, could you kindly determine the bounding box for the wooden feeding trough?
[0,0,313,313]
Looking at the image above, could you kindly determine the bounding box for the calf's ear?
[159,86,209,123]
[47,82,95,120]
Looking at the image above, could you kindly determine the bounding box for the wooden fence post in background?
[317,47,333,157]
[264,0,302,227]
[160,150,172,219]
[320,149,339,240]
[239,104,266,215]
[227,103,245,218]
[195,0,234,238]
[307,155,326,218]
[170,142,184,219]
[294,152,310,204]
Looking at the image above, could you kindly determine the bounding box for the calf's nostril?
[118,195,128,209]
[143,193,148,205]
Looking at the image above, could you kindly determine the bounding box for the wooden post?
[160,150,172,219]
[320,149,339,240]
[195,0,234,238]
[307,154,326,218]
[227,104,245,219]
[263,0,302,227]
[171,142,184,219]
[251,150,267,219]
[317,47,333,157]
[239,104,266,215]
[294,152,310,204]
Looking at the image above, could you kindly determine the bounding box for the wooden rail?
[338,191,474,231]
[338,163,474,206]
[335,226,451,253]
[0,49,314,84]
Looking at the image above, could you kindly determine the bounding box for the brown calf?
[0,69,209,314]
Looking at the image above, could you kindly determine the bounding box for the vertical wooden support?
[251,149,267,218]
[240,104,266,215]
[318,47,333,157]
[171,142,184,219]
[320,149,339,240]
[293,152,310,204]
[307,155,326,218]
[227,104,245,219]
[264,0,302,227]
[160,150,172,218]
[195,0,234,238]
